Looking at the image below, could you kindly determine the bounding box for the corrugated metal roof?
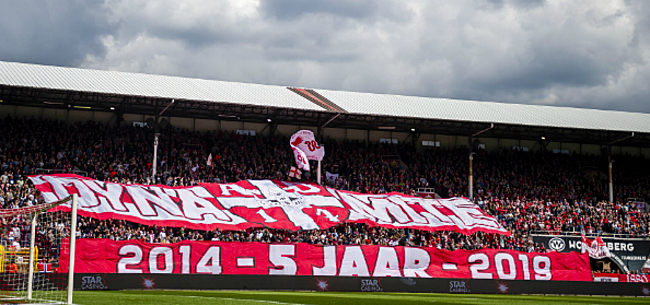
[0,60,648,133]
[314,89,650,133]
[0,61,325,111]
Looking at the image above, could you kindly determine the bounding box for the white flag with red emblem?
[291,144,310,171]
[207,153,213,167]
[581,235,611,259]
[290,130,325,161]
[289,166,302,179]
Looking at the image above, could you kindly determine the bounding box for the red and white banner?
[619,273,650,283]
[60,239,592,281]
[30,175,509,235]
[593,273,619,282]
[581,235,611,259]
[290,144,310,171]
[291,130,325,161]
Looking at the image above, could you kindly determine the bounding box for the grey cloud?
[0,1,112,67]
[2,0,650,114]
[260,0,412,22]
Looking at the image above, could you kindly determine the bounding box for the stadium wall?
[73,274,650,296]
[1,104,648,157]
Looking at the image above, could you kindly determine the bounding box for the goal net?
[0,195,78,304]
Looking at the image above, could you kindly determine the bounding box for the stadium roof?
[316,89,650,134]
[0,61,323,112]
[0,60,648,147]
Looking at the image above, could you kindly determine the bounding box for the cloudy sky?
[1,0,649,113]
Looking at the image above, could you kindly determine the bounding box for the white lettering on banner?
[403,247,432,278]
[117,245,143,274]
[373,247,402,277]
[467,253,552,281]
[218,180,344,230]
[218,184,260,197]
[83,180,128,211]
[411,199,456,226]
[313,246,337,276]
[269,244,297,275]
[149,247,173,274]
[518,254,531,280]
[442,199,501,229]
[30,175,509,234]
[339,246,370,277]
[468,253,493,279]
[566,239,635,253]
[533,256,552,280]
[82,240,591,280]
[179,245,191,274]
[316,209,339,222]
[175,187,234,222]
[341,194,412,223]
[124,185,183,217]
[626,274,649,283]
[495,253,517,280]
[196,246,222,274]
[42,176,99,207]
[281,182,323,195]
[340,192,502,230]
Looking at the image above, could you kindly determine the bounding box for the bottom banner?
[74,274,650,296]
[62,239,592,281]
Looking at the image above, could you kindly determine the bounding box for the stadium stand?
[0,116,648,275]
[0,61,649,279]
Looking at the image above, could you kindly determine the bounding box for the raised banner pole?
[317,161,322,184]
[469,154,473,200]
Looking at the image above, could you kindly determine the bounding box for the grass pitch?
[72,290,648,305]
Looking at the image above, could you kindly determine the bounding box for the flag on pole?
[207,153,213,167]
[291,144,310,171]
[289,166,302,179]
[581,235,611,259]
[290,130,325,161]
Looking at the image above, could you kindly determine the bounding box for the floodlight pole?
[469,123,494,201]
[151,99,174,183]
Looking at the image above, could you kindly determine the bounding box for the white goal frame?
[0,194,78,304]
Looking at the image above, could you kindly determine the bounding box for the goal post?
[0,194,78,304]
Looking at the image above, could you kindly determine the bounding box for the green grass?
[71,290,649,305]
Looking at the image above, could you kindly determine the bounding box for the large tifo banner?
[30,175,509,235]
[62,239,592,281]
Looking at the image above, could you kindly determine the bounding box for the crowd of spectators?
[0,115,648,271]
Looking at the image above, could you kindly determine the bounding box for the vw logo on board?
[548,237,566,251]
